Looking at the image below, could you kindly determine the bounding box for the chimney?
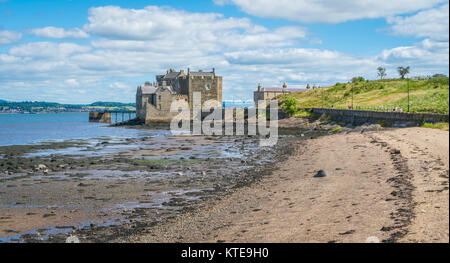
[212,68,215,74]
[187,68,190,75]
[258,83,262,92]
[145,81,151,86]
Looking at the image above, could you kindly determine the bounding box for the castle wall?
[136,93,151,121]
[144,90,188,123]
[188,76,222,109]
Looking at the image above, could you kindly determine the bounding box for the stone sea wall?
[306,108,449,126]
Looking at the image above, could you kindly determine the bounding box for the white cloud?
[65,79,80,86]
[83,5,305,50]
[380,39,449,68]
[28,26,89,39]
[387,3,449,41]
[0,30,22,45]
[9,42,91,58]
[216,0,446,23]
[222,48,380,90]
[84,6,257,40]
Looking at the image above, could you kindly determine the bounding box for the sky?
[0,0,449,104]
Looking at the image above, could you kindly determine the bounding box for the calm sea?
[0,113,150,146]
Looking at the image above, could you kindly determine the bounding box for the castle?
[136,68,222,123]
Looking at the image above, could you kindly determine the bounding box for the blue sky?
[0,0,448,103]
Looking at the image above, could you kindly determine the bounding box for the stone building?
[136,68,222,123]
[253,82,305,105]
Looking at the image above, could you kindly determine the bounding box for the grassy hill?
[281,77,449,114]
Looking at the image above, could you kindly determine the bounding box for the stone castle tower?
[136,68,222,123]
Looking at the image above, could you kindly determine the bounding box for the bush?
[351,76,365,83]
[283,96,298,116]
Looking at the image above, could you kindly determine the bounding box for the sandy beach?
[129,127,449,243]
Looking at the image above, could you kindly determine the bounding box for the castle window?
[205,84,211,90]
[148,94,156,105]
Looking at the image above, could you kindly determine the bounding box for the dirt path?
[131,127,449,243]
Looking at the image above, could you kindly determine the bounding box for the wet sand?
[0,131,308,242]
[130,127,448,243]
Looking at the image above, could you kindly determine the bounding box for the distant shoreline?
[0,112,90,114]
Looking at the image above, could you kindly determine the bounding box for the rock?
[177,172,183,176]
[36,164,47,170]
[314,170,328,178]
[390,149,401,154]
[202,171,206,176]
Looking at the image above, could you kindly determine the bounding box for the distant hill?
[0,100,136,112]
[281,77,449,114]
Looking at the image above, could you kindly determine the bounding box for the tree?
[377,67,386,80]
[397,66,410,79]
[283,96,298,116]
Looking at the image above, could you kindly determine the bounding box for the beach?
[129,127,449,243]
[0,119,448,243]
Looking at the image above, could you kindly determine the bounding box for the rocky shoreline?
[0,123,324,243]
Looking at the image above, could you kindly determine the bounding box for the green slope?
[281,77,449,114]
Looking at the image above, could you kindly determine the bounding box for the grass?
[421,122,449,131]
[292,109,314,118]
[279,77,449,114]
